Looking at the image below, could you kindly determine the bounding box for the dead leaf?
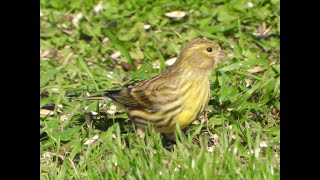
[260,141,268,147]
[59,114,70,121]
[107,105,117,115]
[40,50,50,58]
[84,135,99,145]
[253,22,272,38]
[165,11,186,18]
[62,53,74,65]
[245,78,253,87]
[137,128,145,139]
[134,60,141,69]
[144,24,151,30]
[111,51,121,60]
[72,13,82,28]
[174,164,181,171]
[192,120,200,125]
[102,37,109,44]
[91,111,98,115]
[42,152,65,165]
[247,66,264,73]
[120,62,131,71]
[270,61,276,66]
[207,146,214,152]
[162,159,170,164]
[40,109,54,116]
[61,29,72,35]
[165,57,177,66]
[93,2,103,14]
[58,15,73,23]
[152,60,160,69]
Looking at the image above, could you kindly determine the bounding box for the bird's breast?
[154,78,210,133]
[176,79,210,127]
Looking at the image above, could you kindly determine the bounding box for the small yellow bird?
[104,38,226,135]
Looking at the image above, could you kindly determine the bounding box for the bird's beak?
[217,51,227,60]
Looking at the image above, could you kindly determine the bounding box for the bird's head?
[176,38,226,73]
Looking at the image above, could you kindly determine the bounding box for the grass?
[40,0,280,179]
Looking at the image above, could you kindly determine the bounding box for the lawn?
[40,0,280,179]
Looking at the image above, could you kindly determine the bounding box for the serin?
[104,38,226,134]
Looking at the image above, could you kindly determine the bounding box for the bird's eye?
[206,47,212,52]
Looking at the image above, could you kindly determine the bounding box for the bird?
[103,38,226,136]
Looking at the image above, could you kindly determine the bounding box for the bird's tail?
[73,95,104,101]
[74,90,122,101]
[104,90,121,101]
[104,90,121,97]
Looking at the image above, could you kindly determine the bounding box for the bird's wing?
[104,81,153,109]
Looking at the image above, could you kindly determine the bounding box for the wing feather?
[104,74,179,109]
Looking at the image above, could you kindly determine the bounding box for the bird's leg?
[136,127,146,139]
[204,110,209,121]
[164,133,176,142]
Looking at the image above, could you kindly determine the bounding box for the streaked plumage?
[105,38,226,133]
